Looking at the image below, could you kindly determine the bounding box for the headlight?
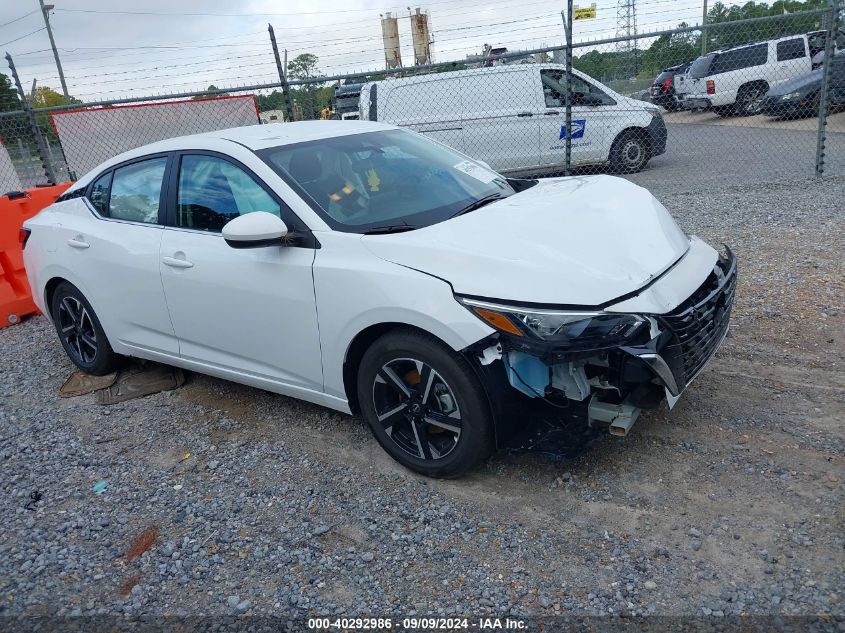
[781,92,801,100]
[457,297,648,350]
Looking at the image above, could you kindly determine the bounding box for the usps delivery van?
[358,64,667,174]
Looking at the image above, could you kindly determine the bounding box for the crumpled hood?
[362,175,690,306]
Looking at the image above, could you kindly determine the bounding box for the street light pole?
[39,0,70,98]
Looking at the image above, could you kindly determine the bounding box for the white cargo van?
[675,34,814,116]
[358,64,667,174]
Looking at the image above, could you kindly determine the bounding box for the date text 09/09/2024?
[307,617,527,630]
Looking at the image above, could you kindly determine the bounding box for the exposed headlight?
[781,91,801,100]
[457,297,648,349]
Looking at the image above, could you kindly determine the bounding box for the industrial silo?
[381,13,402,69]
[410,8,432,66]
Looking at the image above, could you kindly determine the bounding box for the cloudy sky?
[2,0,747,102]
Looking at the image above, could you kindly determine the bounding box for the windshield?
[689,54,715,78]
[258,129,514,233]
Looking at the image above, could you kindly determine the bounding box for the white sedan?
[22,121,736,477]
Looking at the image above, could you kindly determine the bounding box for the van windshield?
[258,129,515,233]
[689,54,715,78]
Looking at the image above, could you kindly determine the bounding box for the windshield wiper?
[450,193,507,218]
[362,224,418,235]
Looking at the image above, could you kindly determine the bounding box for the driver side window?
[541,70,615,107]
[176,155,281,233]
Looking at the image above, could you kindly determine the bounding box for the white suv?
[677,34,813,116]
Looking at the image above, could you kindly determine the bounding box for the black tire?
[50,282,121,376]
[735,84,767,117]
[609,130,649,174]
[356,329,494,478]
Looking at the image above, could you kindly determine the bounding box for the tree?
[287,53,320,82]
[31,86,79,109]
[0,73,20,112]
[192,85,229,100]
[287,53,324,120]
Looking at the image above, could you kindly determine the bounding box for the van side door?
[379,78,465,155]
[459,69,541,173]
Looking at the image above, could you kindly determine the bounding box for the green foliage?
[192,85,229,100]
[0,73,21,112]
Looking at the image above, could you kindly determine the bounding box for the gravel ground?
[0,175,843,630]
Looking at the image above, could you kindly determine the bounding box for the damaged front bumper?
[464,248,737,444]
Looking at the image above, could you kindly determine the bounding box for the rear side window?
[689,54,714,78]
[777,38,806,61]
[176,155,281,233]
[711,44,768,74]
[88,172,112,216]
[108,158,167,224]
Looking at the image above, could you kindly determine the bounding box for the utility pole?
[701,0,709,56]
[38,0,69,99]
[561,0,573,177]
[268,24,295,122]
[5,52,57,184]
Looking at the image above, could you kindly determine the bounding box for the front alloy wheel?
[357,329,493,478]
[372,358,462,461]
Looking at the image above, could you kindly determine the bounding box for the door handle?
[516,112,534,117]
[162,256,194,269]
[67,237,90,249]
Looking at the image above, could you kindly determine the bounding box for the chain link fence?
[1,4,842,195]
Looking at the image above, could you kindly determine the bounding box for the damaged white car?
[22,121,735,477]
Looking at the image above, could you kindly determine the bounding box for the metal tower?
[615,0,638,76]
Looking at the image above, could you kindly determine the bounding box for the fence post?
[5,53,57,185]
[268,24,296,123]
[562,0,574,177]
[815,0,842,177]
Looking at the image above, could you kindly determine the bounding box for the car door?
[774,37,812,87]
[158,151,323,391]
[60,155,178,356]
[538,69,616,166]
[459,68,542,172]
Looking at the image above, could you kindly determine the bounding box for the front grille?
[658,249,737,390]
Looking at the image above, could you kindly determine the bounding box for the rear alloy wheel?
[357,330,493,478]
[736,85,766,116]
[609,130,649,173]
[51,282,120,375]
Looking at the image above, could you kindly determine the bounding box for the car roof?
[149,120,395,152]
[69,120,397,189]
[368,63,586,89]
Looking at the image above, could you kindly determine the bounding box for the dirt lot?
[0,175,842,628]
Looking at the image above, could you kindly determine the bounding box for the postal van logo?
[559,119,586,140]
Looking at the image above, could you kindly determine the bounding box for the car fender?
[312,232,494,401]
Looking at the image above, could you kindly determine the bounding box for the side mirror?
[222,212,288,249]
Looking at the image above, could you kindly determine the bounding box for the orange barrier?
[1,182,73,328]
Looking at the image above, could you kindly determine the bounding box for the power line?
[0,26,45,47]
[0,9,39,29]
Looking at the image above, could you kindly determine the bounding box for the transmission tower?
[615,0,639,77]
